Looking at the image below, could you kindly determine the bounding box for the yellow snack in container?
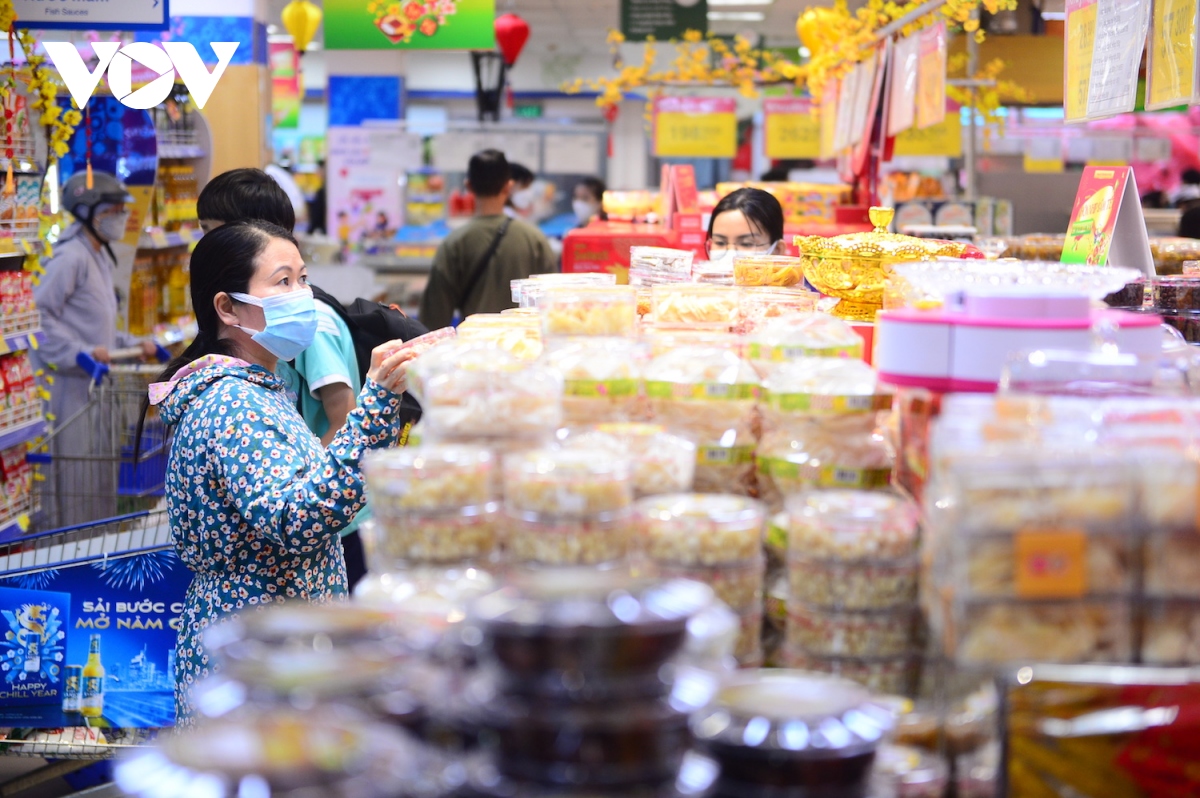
[558,423,696,497]
[540,286,638,338]
[406,341,519,407]
[634,493,765,566]
[644,346,761,496]
[540,338,648,425]
[733,255,806,288]
[651,284,739,329]
[735,286,820,335]
[746,314,865,377]
[503,448,634,517]
[421,363,562,440]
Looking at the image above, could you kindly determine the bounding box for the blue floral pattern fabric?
[155,357,402,724]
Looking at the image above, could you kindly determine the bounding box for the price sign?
[1065,0,1099,122]
[763,98,821,159]
[1086,0,1152,119]
[1147,0,1200,110]
[894,111,962,157]
[653,97,738,158]
[916,21,947,130]
[1015,529,1088,598]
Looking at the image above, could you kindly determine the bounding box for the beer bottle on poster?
[63,665,82,713]
[80,635,104,718]
[22,629,39,673]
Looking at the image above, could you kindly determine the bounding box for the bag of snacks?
[746,314,864,377]
[421,362,563,441]
[559,423,696,497]
[644,346,761,496]
[651,284,739,329]
[540,338,648,425]
[757,359,894,511]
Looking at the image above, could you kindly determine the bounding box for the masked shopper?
[32,171,158,528]
[705,187,784,263]
[144,221,416,724]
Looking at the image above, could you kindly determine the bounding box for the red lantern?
[494,13,530,68]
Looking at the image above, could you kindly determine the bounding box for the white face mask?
[709,240,780,262]
[511,187,536,210]
[94,211,130,243]
[573,199,599,223]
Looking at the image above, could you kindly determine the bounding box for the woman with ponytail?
[142,220,416,724]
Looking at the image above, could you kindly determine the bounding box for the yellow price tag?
[1147,0,1198,110]
[654,97,738,158]
[20,239,32,254]
[28,333,38,350]
[895,114,962,157]
[1065,0,1099,122]
[16,514,29,532]
[764,98,821,160]
[1014,528,1088,598]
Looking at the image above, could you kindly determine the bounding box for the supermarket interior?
[4,0,1200,796]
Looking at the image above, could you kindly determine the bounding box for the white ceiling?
[266,0,853,57]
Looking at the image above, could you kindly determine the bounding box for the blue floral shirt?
[154,356,402,724]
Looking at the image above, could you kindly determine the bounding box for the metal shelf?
[0,416,45,450]
[0,327,41,355]
[137,228,202,250]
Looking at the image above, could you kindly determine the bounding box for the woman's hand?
[367,342,417,395]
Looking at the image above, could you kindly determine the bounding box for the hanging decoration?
[5,24,15,195]
[565,0,1020,109]
[494,12,529,68]
[281,0,323,55]
[946,53,1031,131]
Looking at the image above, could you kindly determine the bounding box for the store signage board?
[1146,0,1200,110]
[621,0,708,42]
[328,125,419,244]
[763,98,821,160]
[1064,0,1099,123]
[819,79,839,159]
[653,96,737,158]
[1061,166,1154,276]
[888,34,920,137]
[545,134,601,175]
[325,0,495,50]
[916,21,947,130]
[894,111,962,158]
[270,41,300,130]
[1085,0,1153,119]
[14,0,168,30]
[0,551,188,728]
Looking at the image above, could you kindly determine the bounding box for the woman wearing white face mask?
[506,162,537,220]
[573,176,608,227]
[31,170,159,528]
[141,220,416,724]
[705,187,785,263]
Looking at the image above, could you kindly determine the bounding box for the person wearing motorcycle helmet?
[31,170,157,528]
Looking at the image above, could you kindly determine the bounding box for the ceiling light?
[707,11,765,21]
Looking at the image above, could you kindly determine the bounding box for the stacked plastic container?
[540,338,647,425]
[502,448,636,567]
[757,358,895,513]
[651,284,740,330]
[512,272,617,309]
[559,423,696,498]
[644,345,761,496]
[731,255,806,289]
[745,313,865,377]
[462,572,724,796]
[539,286,639,338]
[734,286,820,335]
[781,490,923,695]
[628,246,694,286]
[635,494,766,666]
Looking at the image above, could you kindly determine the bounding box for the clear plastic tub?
[456,314,543,360]
[1140,599,1200,664]
[540,286,638,337]
[352,565,498,641]
[870,745,950,798]
[394,325,457,357]
[760,358,890,429]
[1145,533,1200,597]
[360,511,499,567]
[421,364,562,439]
[780,650,920,696]
[515,273,618,308]
[504,510,635,566]
[735,607,764,666]
[365,445,495,513]
[407,341,519,407]
[951,600,1133,665]
[787,604,920,658]
[651,284,739,328]
[746,313,864,368]
[783,491,921,560]
[788,557,919,611]
[653,556,765,614]
[692,261,735,285]
[559,423,696,497]
[757,420,894,509]
[1148,275,1200,311]
[949,533,1133,599]
[735,286,820,335]
[644,346,761,497]
[733,255,806,288]
[540,338,646,425]
[634,493,765,566]
[629,246,695,280]
[503,449,634,516]
[643,329,746,358]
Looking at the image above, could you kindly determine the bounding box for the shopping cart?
[0,511,172,785]
[27,346,172,533]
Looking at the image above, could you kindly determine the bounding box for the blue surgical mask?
[230,288,317,361]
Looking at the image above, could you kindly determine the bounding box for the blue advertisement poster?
[0,587,70,708]
[0,549,189,728]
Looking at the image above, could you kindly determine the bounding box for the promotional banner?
[324,0,496,50]
[327,126,421,245]
[270,41,301,130]
[1146,0,1200,110]
[1061,166,1153,275]
[916,22,947,130]
[763,98,821,160]
[653,97,737,158]
[0,587,69,711]
[1085,0,1152,119]
[1065,0,1099,123]
[621,0,708,42]
[0,550,190,728]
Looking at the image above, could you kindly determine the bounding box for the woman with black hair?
[144,220,416,724]
[573,176,608,226]
[706,187,785,261]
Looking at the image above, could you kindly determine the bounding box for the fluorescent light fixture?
[707,11,766,21]
[709,0,773,6]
